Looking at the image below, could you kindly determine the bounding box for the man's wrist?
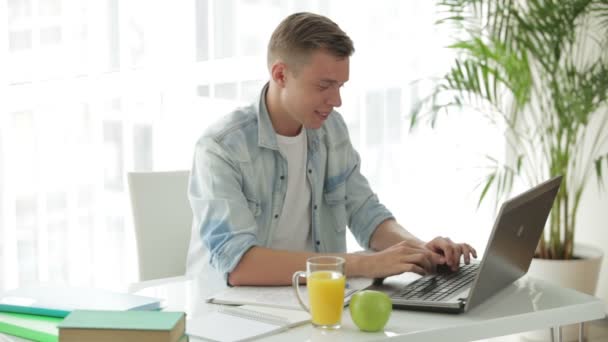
[344,253,367,278]
[411,237,427,248]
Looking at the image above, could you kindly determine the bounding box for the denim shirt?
[186,84,394,281]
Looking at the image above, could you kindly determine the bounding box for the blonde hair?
[267,12,354,72]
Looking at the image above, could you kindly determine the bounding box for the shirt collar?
[256,82,323,151]
[256,82,280,150]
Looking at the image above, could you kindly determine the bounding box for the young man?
[186,12,476,286]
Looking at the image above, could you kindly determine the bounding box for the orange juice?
[307,270,345,327]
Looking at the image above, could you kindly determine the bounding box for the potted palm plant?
[411,0,608,317]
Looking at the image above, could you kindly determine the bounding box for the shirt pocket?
[246,197,261,217]
[323,184,348,232]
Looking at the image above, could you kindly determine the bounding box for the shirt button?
[280,175,284,180]
[316,240,320,245]
[274,214,279,219]
[308,169,312,173]
[313,205,318,210]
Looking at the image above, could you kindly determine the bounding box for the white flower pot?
[521,243,604,341]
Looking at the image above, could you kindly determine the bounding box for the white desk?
[133,275,605,342]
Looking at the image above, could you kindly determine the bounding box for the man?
[186,12,476,287]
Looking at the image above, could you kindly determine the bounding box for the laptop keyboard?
[392,263,479,302]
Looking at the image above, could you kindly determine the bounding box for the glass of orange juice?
[292,256,346,329]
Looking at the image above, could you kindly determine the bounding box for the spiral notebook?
[186,305,310,342]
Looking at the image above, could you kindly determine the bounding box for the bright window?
[0,0,501,291]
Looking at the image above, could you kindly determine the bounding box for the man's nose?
[326,87,342,107]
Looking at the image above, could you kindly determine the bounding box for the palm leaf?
[424,0,608,259]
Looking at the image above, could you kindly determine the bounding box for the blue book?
[0,287,161,318]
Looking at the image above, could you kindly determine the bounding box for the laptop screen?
[464,176,562,311]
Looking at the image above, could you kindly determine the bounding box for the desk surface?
[134,275,605,342]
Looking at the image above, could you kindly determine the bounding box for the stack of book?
[0,311,62,342]
[59,310,187,342]
[0,286,178,341]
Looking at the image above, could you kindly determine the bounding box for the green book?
[58,310,185,342]
[0,311,62,342]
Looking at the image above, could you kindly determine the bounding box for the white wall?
[575,109,608,310]
[576,178,608,310]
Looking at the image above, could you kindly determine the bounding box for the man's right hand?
[355,240,444,279]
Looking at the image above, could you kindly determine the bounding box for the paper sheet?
[207,277,373,310]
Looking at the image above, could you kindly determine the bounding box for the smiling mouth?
[315,110,330,119]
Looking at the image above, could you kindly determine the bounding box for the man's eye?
[318,85,329,91]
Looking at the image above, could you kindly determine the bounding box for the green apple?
[349,290,392,332]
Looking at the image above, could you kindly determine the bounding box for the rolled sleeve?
[349,194,394,249]
[189,138,260,279]
[343,141,394,249]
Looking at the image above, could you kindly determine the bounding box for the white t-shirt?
[273,129,313,251]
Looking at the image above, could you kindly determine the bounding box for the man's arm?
[369,218,426,251]
[227,244,435,286]
[227,247,359,286]
[227,220,443,286]
[228,218,478,286]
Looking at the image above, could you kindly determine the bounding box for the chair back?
[127,170,192,281]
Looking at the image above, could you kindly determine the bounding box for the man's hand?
[425,236,477,271]
[358,240,444,279]
[365,220,477,278]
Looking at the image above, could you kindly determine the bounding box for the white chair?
[127,170,192,285]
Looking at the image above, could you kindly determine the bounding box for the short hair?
[267,12,355,72]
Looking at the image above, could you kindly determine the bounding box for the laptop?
[366,175,562,313]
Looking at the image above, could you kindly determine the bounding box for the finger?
[423,237,437,251]
[402,263,426,276]
[466,244,477,261]
[441,241,455,267]
[459,249,466,268]
[418,251,435,273]
[412,241,442,263]
[462,245,471,264]
[401,243,439,258]
[425,238,446,264]
[412,245,443,267]
[403,253,433,274]
[470,245,478,258]
[429,250,444,265]
[422,252,436,273]
[448,239,463,269]
[386,246,430,274]
[451,244,463,270]
[420,248,441,270]
[420,248,443,272]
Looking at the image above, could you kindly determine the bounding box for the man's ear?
[270,61,289,88]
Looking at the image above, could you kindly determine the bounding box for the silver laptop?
[367,176,562,313]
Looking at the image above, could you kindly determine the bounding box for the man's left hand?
[425,237,477,271]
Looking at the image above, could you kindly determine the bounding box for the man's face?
[281,50,349,130]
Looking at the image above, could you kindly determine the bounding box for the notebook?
[368,176,562,313]
[57,310,185,342]
[186,305,310,342]
[0,287,161,318]
[0,311,62,342]
[206,277,372,310]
